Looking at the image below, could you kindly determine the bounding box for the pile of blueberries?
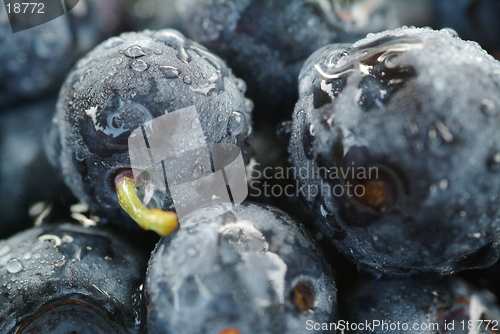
[2,0,500,333]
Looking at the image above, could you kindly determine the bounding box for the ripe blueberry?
[290,27,500,277]
[0,223,148,333]
[347,277,500,334]
[48,29,253,236]
[145,202,336,333]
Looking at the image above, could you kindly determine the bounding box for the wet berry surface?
[1,0,500,333]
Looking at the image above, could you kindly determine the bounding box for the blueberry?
[434,0,500,60]
[290,27,500,277]
[48,29,253,235]
[346,277,500,334]
[145,202,336,333]
[172,0,397,119]
[0,98,75,240]
[0,223,148,333]
[0,0,124,107]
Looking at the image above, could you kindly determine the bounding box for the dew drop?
[192,163,203,178]
[440,28,458,37]
[314,200,346,240]
[244,99,254,112]
[481,99,496,115]
[131,59,149,72]
[6,259,23,274]
[153,30,191,62]
[297,110,306,122]
[235,78,247,93]
[191,118,200,129]
[159,66,181,79]
[183,76,192,85]
[123,45,146,58]
[108,66,117,76]
[186,247,198,257]
[227,111,246,136]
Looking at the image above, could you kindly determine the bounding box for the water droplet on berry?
[186,247,198,257]
[191,118,200,129]
[153,30,191,62]
[159,66,181,79]
[123,45,146,58]
[297,110,306,122]
[6,259,23,274]
[481,99,496,115]
[440,28,458,38]
[108,66,117,76]
[314,199,346,240]
[192,163,203,178]
[131,60,149,72]
[235,78,246,93]
[183,76,192,85]
[244,99,254,112]
[227,111,246,136]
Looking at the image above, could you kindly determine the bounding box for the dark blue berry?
[346,277,500,334]
[48,29,253,232]
[290,27,500,277]
[0,223,148,333]
[145,202,336,333]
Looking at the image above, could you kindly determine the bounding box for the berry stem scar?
[115,169,178,237]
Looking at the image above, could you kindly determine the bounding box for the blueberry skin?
[289,27,500,277]
[0,0,124,108]
[0,98,74,240]
[145,202,336,334]
[0,223,148,333]
[49,29,253,230]
[346,277,500,334]
[434,0,500,59]
[173,0,397,118]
